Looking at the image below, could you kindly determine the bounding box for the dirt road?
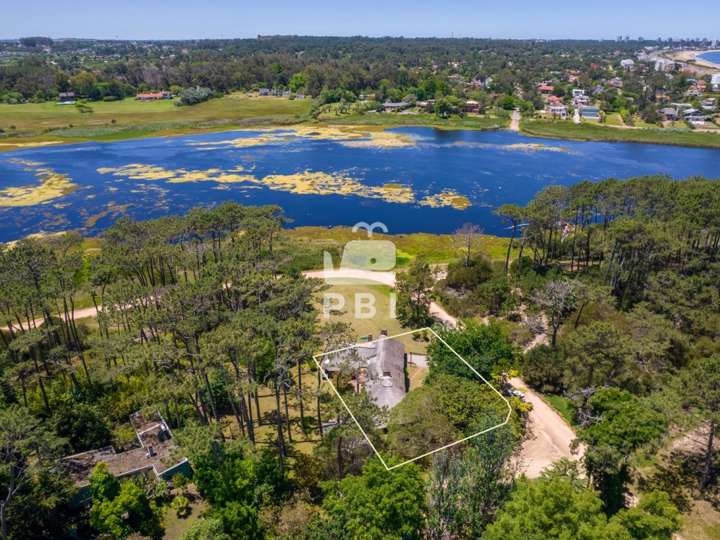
[510,110,521,131]
[306,267,583,477]
[6,305,99,332]
[509,377,584,477]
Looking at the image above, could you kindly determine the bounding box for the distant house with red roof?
[538,84,554,94]
[135,91,173,101]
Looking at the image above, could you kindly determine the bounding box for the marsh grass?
[0,95,312,149]
[284,226,515,266]
[521,119,720,148]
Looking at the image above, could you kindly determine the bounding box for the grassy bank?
[321,112,509,131]
[0,94,312,150]
[0,95,507,151]
[542,393,576,426]
[284,226,516,267]
[521,119,720,149]
[5,96,720,151]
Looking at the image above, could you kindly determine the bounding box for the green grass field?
[0,94,312,149]
[5,95,720,152]
[603,113,625,127]
[284,226,515,267]
[0,95,506,151]
[317,281,429,352]
[521,118,720,148]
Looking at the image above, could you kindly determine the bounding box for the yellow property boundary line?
[312,326,513,471]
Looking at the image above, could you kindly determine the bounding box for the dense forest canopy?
[0,36,714,104]
[0,173,719,538]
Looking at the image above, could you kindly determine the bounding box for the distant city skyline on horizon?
[2,35,720,43]
[2,0,720,42]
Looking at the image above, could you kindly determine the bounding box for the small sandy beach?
[664,50,720,74]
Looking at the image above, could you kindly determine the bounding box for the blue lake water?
[0,126,719,241]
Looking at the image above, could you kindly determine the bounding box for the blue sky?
[2,0,719,40]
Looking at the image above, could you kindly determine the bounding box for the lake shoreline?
[2,126,719,242]
[4,115,720,153]
[520,119,720,149]
[0,114,509,153]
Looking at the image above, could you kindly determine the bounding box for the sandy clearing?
[509,110,521,132]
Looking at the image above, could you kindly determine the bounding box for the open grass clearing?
[316,280,429,353]
[603,113,625,127]
[162,492,208,540]
[521,118,720,148]
[541,393,576,426]
[0,95,312,149]
[284,226,515,267]
[678,500,720,540]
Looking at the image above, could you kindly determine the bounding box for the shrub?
[172,472,190,491]
[172,495,192,518]
[445,255,493,290]
[475,276,513,315]
[177,86,214,106]
[521,344,566,393]
[428,321,517,380]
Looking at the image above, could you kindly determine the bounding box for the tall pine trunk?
[273,378,286,470]
[701,421,716,490]
[316,370,324,438]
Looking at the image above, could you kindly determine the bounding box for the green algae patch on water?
[0,159,79,207]
[188,133,290,149]
[96,162,472,209]
[378,183,416,204]
[419,190,471,210]
[260,171,417,203]
[187,125,416,150]
[0,141,64,150]
[97,164,256,184]
[339,130,416,149]
[83,203,131,228]
[291,126,416,149]
[97,164,421,203]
